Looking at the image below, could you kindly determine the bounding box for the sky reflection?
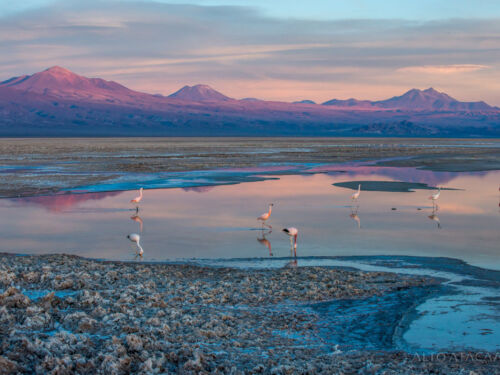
[1,167,499,270]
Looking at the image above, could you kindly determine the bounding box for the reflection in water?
[182,186,215,193]
[130,214,144,233]
[9,191,121,213]
[2,169,499,270]
[257,229,273,256]
[350,205,361,229]
[311,164,488,189]
[428,208,442,229]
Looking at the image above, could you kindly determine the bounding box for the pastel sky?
[1,0,499,104]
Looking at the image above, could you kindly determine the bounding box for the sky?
[0,0,499,104]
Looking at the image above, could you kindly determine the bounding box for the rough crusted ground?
[0,254,498,374]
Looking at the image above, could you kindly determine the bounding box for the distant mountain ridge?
[0,66,498,137]
[323,87,496,111]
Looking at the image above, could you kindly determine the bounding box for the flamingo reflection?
[428,208,441,229]
[349,206,361,229]
[257,229,273,256]
[130,214,144,233]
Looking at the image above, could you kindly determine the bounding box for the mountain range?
[0,66,498,136]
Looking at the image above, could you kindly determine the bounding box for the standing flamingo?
[257,203,274,228]
[283,227,298,267]
[282,227,298,249]
[351,184,361,202]
[429,187,441,209]
[127,233,144,257]
[130,187,144,212]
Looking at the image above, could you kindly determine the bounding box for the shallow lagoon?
[1,164,498,269]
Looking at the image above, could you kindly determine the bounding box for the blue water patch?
[188,255,500,353]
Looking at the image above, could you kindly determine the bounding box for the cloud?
[0,0,499,104]
[398,64,490,74]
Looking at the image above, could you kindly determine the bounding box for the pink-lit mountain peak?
[0,66,134,100]
[322,87,495,111]
[168,84,232,101]
[376,87,491,110]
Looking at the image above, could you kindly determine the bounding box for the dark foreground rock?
[0,254,497,374]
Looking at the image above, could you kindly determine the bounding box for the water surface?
[1,166,498,269]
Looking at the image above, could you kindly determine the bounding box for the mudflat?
[0,137,499,198]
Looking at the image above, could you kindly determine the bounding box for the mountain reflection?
[10,191,121,213]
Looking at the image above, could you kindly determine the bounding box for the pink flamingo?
[429,187,441,209]
[130,187,143,211]
[351,184,361,202]
[282,227,298,250]
[127,233,143,257]
[257,203,274,228]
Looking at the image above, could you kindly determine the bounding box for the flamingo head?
[269,203,274,207]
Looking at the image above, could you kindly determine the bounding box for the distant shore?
[0,137,499,198]
[1,253,498,374]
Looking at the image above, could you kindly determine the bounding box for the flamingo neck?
[268,206,272,215]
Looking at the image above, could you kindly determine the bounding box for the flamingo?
[130,187,144,211]
[257,203,274,228]
[257,229,273,256]
[127,233,143,257]
[282,227,298,250]
[429,187,441,209]
[283,227,298,267]
[351,184,361,202]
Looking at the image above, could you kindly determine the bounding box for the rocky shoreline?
[0,254,498,374]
